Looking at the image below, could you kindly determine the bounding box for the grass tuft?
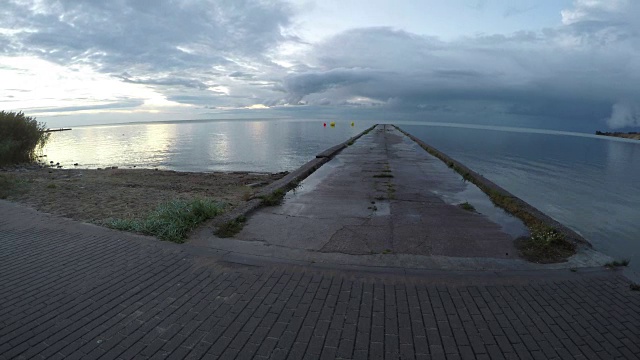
[459,202,475,212]
[605,259,630,268]
[0,174,28,199]
[215,216,247,238]
[107,198,225,243]
[259,188,286,206]
[381,249,393,254]
[517,226,576,264]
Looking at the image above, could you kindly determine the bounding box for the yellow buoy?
[351,122,354,126]
[330,121,336,127]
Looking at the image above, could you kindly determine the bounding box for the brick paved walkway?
[1,201,639,359]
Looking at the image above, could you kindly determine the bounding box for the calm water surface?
[44,119,640,278]
[400,123,640,279]
[44,119,370,172]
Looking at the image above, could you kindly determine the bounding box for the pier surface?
[1,124,638,359]
[191,125,607,271]
[237,125,519,257]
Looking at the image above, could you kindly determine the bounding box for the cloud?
[606,102,640,128]
[27,100,145,114]
[118,74,209,90]
[2,0,639,130]
[1,0,295,110]
[279,1,640,129]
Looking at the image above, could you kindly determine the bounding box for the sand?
[1,167,285,224]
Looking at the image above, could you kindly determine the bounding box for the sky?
[1,0,639,130]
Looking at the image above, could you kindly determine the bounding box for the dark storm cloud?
[283,2,640,129]
[283,68,376,103]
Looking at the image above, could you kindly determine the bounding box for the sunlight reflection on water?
[43,119,371,172]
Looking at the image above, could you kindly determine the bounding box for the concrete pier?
[236,124,522,257]
[191,124,609,271]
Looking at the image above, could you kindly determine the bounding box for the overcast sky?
[1,0,639,130]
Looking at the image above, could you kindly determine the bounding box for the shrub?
[0,111,50,165]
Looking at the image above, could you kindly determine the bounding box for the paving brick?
[3,203,640,360]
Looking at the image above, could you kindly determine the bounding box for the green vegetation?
[381,249,393,254]
[107,198,225,243]
[605,259,630,268]
[373,173,394,178]
[259,188,286,206]
[459,202,476,212]
[0,173,29,199]
[386,182,396,199]
[0,111,50,165]
[215,216,247,238]
[517,226,576,263]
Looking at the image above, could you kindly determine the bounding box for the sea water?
[43,119,640,279]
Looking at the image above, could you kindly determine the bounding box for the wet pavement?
[236,125,524,258]
[191,125,611,270]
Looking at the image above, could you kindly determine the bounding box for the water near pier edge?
[400,123,640,280]
[42,119,640,278]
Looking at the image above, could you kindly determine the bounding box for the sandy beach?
[0,167,286,224]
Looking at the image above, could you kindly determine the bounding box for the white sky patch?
[561,0,629,24]
[208,86,230,95]
[345,96,386,106]
[246,104,269,109]
[269,41,311,69]
[176,46,196,54]
[0,56,182,115]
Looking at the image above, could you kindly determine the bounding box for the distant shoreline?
[595,131,640,140]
